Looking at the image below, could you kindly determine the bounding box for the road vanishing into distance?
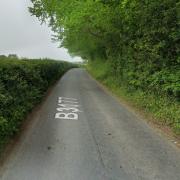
[0,69,180,180]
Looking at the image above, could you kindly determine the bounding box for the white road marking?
[58,103,80,108]
[55,112,78,120]
[59,97,77,100]
[55,97,82,120]
[59,99,78,104]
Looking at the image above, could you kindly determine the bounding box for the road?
[0,68,180,180]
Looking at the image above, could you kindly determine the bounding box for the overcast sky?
[0,0,82,62]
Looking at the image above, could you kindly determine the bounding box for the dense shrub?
[88,60,180,134]
[0,57,74,151]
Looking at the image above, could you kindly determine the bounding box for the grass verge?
[87,61,180,136]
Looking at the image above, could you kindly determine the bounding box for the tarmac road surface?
[0,68,180,180]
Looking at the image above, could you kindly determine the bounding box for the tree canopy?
[29,0,180,98]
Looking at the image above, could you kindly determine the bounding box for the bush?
[88,60,180,134]
[0,57,74,152]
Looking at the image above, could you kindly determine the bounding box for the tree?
[8,54,18,59]
[29,0,180,98]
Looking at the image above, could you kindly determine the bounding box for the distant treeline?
[0,54,18,59]
[0,57,74,152]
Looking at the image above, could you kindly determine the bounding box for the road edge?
[86,69,180,149]
[0,70,70,171]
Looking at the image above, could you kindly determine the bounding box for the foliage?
[0,57,74,152]
[29,0,180,133]
[29,0,179,98]
[88,61,180,134]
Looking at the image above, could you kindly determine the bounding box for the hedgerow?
[88,60,180,134]
[0,57,74,152]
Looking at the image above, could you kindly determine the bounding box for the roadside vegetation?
[29,0,179,134]
[87,60,180,135]
[0,57,74,153]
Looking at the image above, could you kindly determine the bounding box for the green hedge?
[88,60,180,134]
[0,57,74,152]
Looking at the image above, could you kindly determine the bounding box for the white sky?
[0,0,82,62]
